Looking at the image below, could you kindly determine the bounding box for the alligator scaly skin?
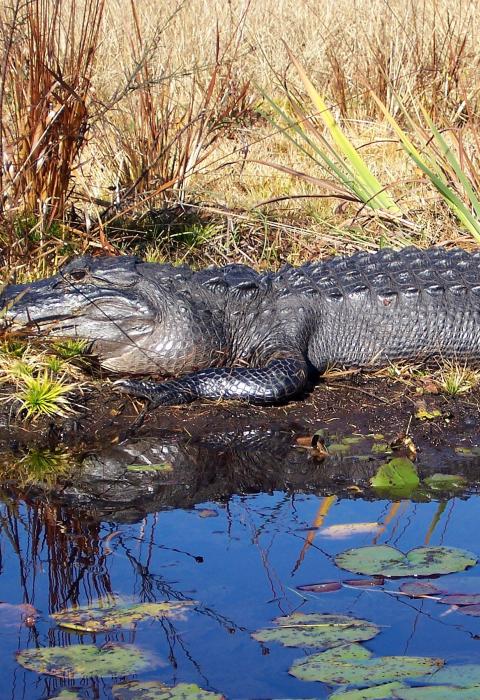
[3,247,480,405]
[120,247,480,405]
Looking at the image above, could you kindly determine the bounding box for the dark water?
[1,427,480,699]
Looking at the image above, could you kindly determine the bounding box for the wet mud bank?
[0,375,479,518]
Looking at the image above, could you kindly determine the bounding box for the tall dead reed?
[0,0,105,228]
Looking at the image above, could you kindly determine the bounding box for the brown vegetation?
[0,0,479,276]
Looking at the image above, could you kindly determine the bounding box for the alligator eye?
[69,269,87,281]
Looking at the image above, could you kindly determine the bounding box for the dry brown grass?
[1,0,480,273]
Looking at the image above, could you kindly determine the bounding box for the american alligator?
[2,246,480,406]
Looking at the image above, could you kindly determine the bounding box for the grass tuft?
[15,371,77,420]
[436,363,480,396]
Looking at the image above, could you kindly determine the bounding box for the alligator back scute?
[294,247,480,303]
[193,264,272,299]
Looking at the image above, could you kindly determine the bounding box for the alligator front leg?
[115,357,309,406]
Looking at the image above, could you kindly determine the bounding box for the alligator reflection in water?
[33,425,480,520]
[1,427,480,698]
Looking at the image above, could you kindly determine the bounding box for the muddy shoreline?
[0,373,478,522]
[1,374,479,451]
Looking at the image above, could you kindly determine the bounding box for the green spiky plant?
[263,50,402,218]
[53,339,88,360]
[371,92,480,242]
[14,371,77,420]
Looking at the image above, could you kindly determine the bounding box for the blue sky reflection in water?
[0,490,479,698]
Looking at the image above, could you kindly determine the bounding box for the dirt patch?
[1,374,479,455]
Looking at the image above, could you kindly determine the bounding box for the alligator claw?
[113,379,156,401]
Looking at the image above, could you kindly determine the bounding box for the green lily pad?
[393,688,480,699]
[330,681,407,698]
[48,692,84,700]
[416,664,480,687]
[17,643,154,678]
[112,681,224,699]
[252,613,379,649]
[370,458,419,496]
[52,600,195,632]
[289,644,443,685]
[335,545,477,578]
[423,474,466,490]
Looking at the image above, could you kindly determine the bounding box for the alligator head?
[0,255,214,375]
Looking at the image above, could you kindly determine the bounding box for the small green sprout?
[53,339,88,359]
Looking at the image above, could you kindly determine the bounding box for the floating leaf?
[320,523,381,539]
[126,463,173,473]
[252,613,379,649]
[423,474,467,490]
[414,664,480,688]
[439,594,480,606]
[296,581,342,593]
[112,680,225,699]
[48,692,84,700]
[393,687,480,699]
[289,644,443,685]
[17,643,153,678]
[455,604,480,616]
[344,578,385,588]
[400,582,442,598]
[370,458,419,496]
[52,601,196,632]
[330,681,407,698]
[335,545,477,578]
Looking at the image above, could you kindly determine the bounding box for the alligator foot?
[114,378,197,406]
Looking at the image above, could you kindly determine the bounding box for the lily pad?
[289,644,443,685]
[414,664,480,687]
[330,682,407,698]
[296,581,342,593]
[48,692,85,700]
[17,643,153,678]
[52,600,196,632]
[423,474,466,490]
[370,458,419,496]
[393,688,480,699]
[252,613,379,649]
[335,545,477,578]
[112,681,224,699]
[439,594,480,606]
[400,582,442,598]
